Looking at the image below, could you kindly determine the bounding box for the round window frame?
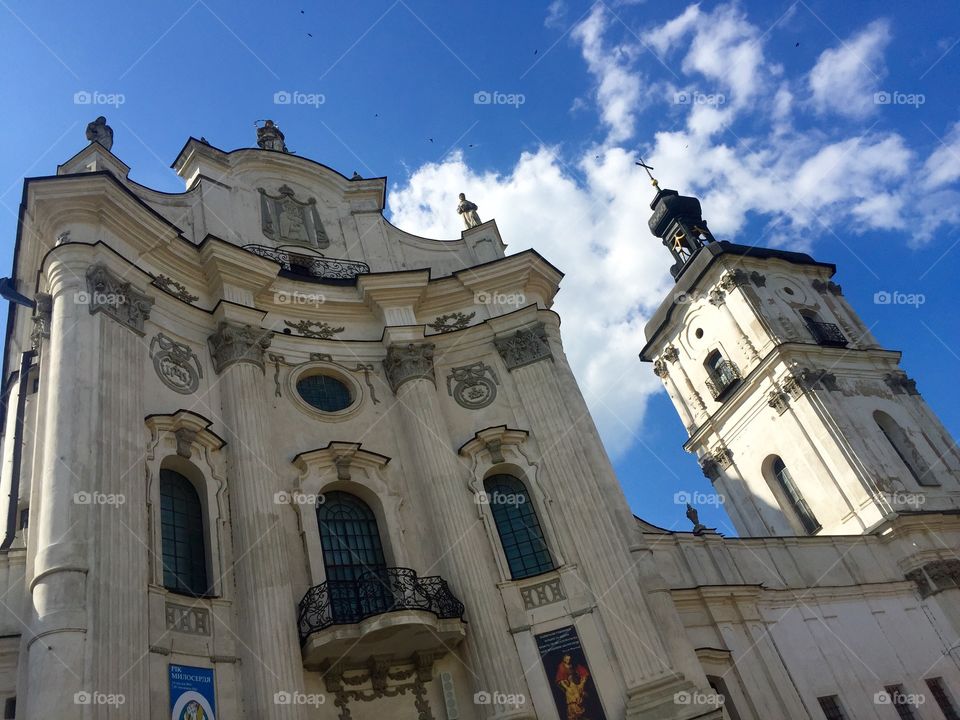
[288,362,363,421]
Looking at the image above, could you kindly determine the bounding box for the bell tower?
[639,185,960,537]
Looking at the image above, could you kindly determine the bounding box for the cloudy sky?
[1,0,957,532]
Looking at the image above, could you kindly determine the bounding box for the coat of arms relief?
[258,185,330,249]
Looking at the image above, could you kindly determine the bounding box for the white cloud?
[922,121,960,189]
[809,19,891,118]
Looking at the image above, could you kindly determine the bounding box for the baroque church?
[0,117,957,720]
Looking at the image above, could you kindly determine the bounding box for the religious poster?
[535,625,608,720]
[169,664,216,720]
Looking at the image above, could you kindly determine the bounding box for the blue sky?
[1,0,958,535]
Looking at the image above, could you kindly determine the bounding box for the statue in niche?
[457,193,482,229]
[85,116,114,151]
[256,119,288,152]
[258,185,329,248]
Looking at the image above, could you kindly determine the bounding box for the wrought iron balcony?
[705,360,742,400]
[297,567,465,645]
[805,320,848,347]
[243,244,370,282]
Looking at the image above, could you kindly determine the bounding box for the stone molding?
[207,321,272,373]
[383,343,435,393]
[494,322,553,370]
[85,263,154,334]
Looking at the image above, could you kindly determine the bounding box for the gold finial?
[636,156,660,189]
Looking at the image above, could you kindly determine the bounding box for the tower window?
[926,678,960,720]
[160,469,209,597]
[768,457,820,535]
[884,685,919,720]
[874,411,937,486]
[703,350,741,400]
[483,474,554,579]
[817,695,849,720]
[800,310,847,347]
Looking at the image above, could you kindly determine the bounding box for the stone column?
[208,321,307,719]
[494,323,714,719]
[383,343,533,720]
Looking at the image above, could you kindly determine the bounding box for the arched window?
[317,492,388,621]
[874,411,937,486]
[160,469,209,596]
[484,474,554,579]
[703,350,740,400]
[768,457,820,535]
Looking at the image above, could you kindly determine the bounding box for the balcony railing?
[297,567,465,644]
[243,244,370,282]
[805,320,848,347]
[705,360,741,400]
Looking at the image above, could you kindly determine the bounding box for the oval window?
[296,374,352,412]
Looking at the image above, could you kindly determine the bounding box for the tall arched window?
[703,349,740,400]
[768,457,820,535]
[874,411,937,486]
[160,469,209,596]
[484,474,554,579]
[317,492,388,621]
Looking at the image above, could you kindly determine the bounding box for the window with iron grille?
[160,470,209,597]
[484,475,554,579]
[885,685,919,720]
[817,695,848,720]
[800,310,848,347]
[926,678,960,720]
[704,350,741,400]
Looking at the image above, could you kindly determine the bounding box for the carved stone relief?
[427,311,475,333]
[446,362,499,409]
[520,577,566,610]
[208,322,272,373]
[165,602,211,635]
[494,323,552,370]
[150,333,203,394]
[383,344,435,393]
[259,185,329,248]
[85,263,154,334]
[151,274,199,303]
[284,319,344,339]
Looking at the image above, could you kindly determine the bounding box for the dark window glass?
[160,470,209,597]
[817,695,848,720]
[885,685,919,720]
[317,492,388,621]
[706,676,742,720]
[297,374,352,412]
[3,697,15,720]
[484,475,554,580]
[927,678,960,720]
[772,457,821,534]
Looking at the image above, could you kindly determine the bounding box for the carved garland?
[494,322,553,370]
[151,274,199,303]
[284,319,345,339]
[427,311,475,333]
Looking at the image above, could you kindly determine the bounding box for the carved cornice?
[207,321,272,373]
[383,343,435,393]
[85,263,154,334]
[493,322,553,370]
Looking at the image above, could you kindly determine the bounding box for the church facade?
[0,119,956,720]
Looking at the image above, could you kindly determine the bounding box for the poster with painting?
[169,664,216,720]
[535,625,607,720]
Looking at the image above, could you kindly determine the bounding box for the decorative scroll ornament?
[767,389,789,415]
[446,362,499,409]
[259,185,329,248]
[662,344,680,363]
[150,333,203,394]
[284,319,344,339]
[427,311,475,333]
[207,322,272,373]
[653,359,669,378]
[493,322,552,370]
[85,264,154,334]
[151,274,199,303]
[383,344,435,393]
[712,445,733,468]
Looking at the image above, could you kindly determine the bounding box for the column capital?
[86,263,154,335]
[494,322,553,370]
[208,321,272,373]
[383,343,435,393]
